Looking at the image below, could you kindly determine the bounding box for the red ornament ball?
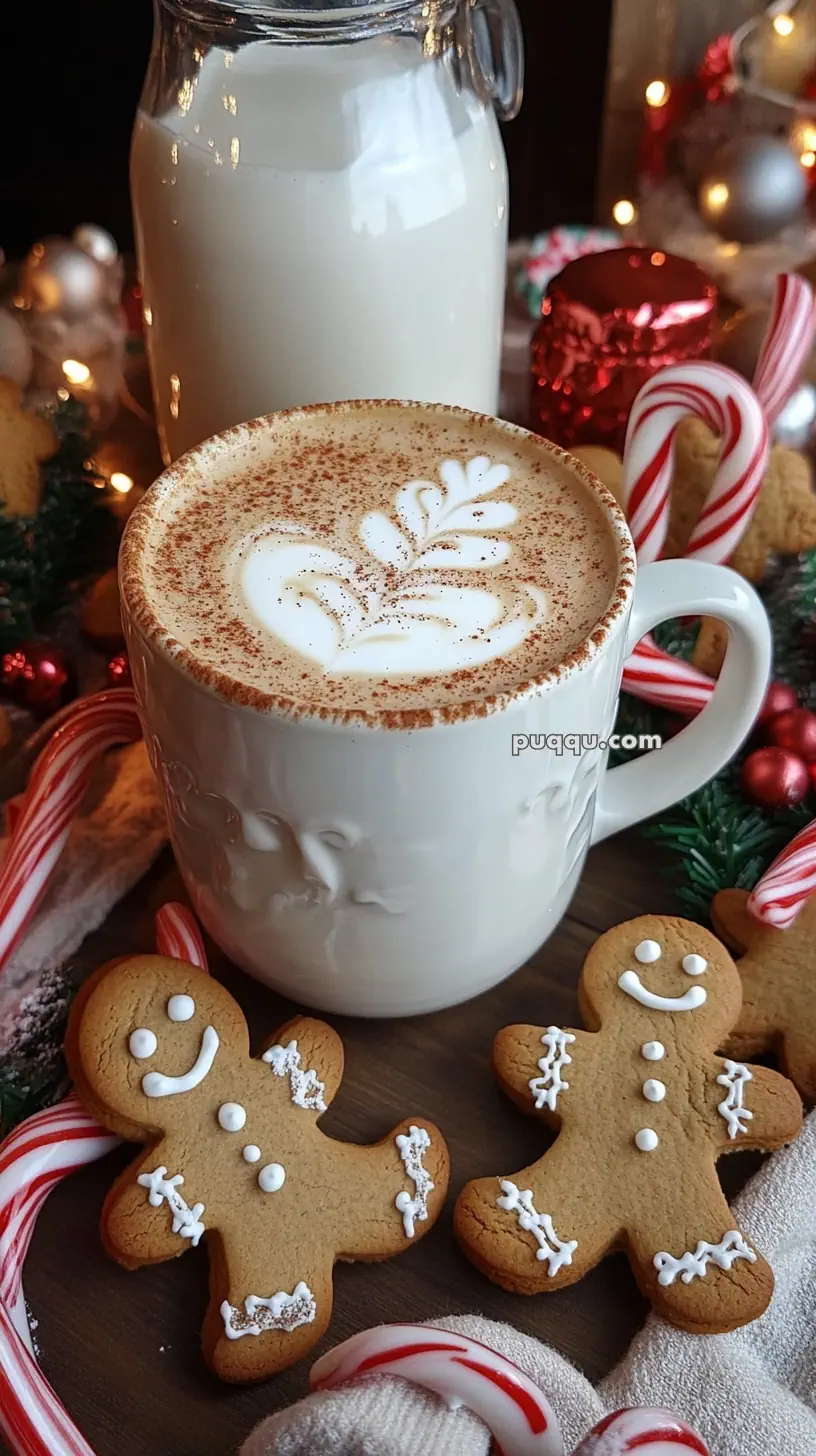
[106,651,132,689]
[741,746,810,809]
[756,680,799,732]
[767,706,816,763]
[1,642,73,717]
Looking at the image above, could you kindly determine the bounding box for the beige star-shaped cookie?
[0,376,58,518]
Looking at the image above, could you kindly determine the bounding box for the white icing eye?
[682,954,707,977]
[258,1162,286,1193]
[218,1102,247,1133]
[634,939,661,963]
[643,1079,666,1103]
[635,1128,659,1152]
[129,1028,157,1060]
[242,1145,261,1164]
[167,994,195,1022]
[641,1041,665,1061]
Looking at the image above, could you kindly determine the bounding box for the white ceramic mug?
[120,409,771,1017]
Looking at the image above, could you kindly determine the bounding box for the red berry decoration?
[767,706,816,763]
[1,641,74,717]
[741,746,810,809]
[106,651,132,689]
[756,680,799,731]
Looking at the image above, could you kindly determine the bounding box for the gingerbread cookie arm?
[102,1140,205,1269]
[625,1175,773,1334]
[709,1057,802,1153]
[327,1119,449,1261]
[454,1137,614,1296]
[493,1023,593,1123]
[778,1026,816,1105]
[259,1016,345,1113]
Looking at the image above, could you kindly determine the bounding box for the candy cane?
[619,276,815,718]
[619,636,716,716]
[623,361,769,569]
[753,273,816,428]
[155,902,209,971]
[747,816,816,928]
[0,690,142,972]
[0,688,208,1456]
[572,1407,709,1455]
[310,1323,565,1456]
[0,900,206,1456]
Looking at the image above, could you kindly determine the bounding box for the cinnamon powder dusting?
[120,401,634,728]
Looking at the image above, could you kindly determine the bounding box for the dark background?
[1,0,614,257]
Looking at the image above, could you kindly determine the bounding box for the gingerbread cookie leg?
[455,1139,614,1297]
[625,1175,773,1334]
[205,1231,333,1382]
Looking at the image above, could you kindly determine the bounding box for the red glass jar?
[531,247,717,454]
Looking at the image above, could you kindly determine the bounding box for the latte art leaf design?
[240,456,548,676]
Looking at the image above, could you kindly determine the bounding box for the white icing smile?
[239,455,548,677]
[618,970,707,1013]
[142,1025,220,1097]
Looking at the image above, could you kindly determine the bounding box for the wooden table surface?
[16,353,762,1454]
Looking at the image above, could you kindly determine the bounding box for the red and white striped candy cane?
[310,1323,565,1456]
[753,272,816,428]
[573,1407,709,1455]
[0,901,206,1456]
[0,687,208,1456]
[620,273,815,719]
[620,361,768,715]
[623,361,768,569]
[748,816,816,928]
[0,690,142,971]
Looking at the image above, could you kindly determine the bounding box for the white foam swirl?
[239,456,548,675]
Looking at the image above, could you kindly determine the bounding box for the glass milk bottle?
[131,0,523,463]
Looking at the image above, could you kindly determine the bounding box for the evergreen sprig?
[613,546,816,918]
[0,395,114,652]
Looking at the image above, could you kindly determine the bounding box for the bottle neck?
[156,0,460,43]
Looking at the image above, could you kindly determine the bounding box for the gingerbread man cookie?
[454,916,802,1334]
[669,418,816,584]
[712,888,816,1104]
[66,956,449,1382]
[0,376,58,518]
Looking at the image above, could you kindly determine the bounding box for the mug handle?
[591,559,772,844]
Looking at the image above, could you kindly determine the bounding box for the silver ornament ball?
[0,309,33,388]
[699,136,807,245]
[72,223,119,267]
[19,238,109,319]
[774,381,816,450]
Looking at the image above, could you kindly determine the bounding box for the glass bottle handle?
[459,0,525,121]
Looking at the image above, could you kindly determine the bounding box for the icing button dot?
[682,954,707,976]
[641,1041,665,1061]
[258,1162,286,1193]
[242,1145,261,1164]
[217,1102,247,1133]
[129,1028,157,1060]
[167,994,195,1022]
[634,939,661,963]
[635,1128,659,1152]
[643,1079,666,1103]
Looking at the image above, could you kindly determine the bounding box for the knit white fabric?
[243,1111,816,1456]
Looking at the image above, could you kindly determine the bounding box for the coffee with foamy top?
[123,403,621,718]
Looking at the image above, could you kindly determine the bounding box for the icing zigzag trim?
[221,1281,317,1339]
